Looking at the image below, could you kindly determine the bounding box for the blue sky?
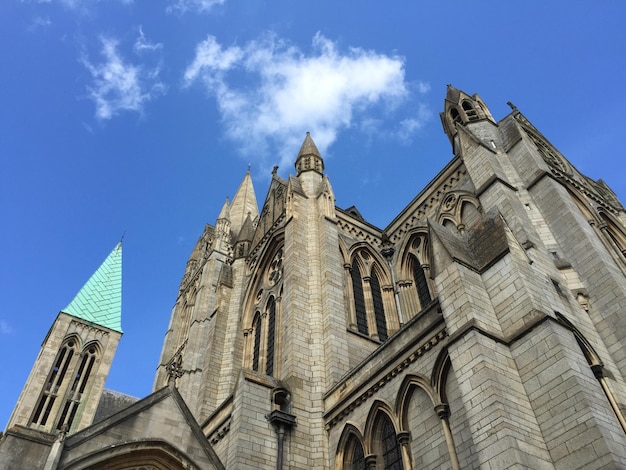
[1,1,625,428]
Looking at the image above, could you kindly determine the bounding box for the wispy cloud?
[184,33,429,167]
[134,26,163,53]
[27,16,52,31]
[167,0,224,14]
[81,33,165,120]
[0,320,13,335]
[21,0,133,14]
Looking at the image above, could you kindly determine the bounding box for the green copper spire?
[61,242,123,333]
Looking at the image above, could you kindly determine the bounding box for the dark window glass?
[266,297,276,376]
[370,271,387,341]
[413,257,431,308]
[351,438,366,470]
[252,313,261,372]
[351,261,368,335]
[381,415,404,470]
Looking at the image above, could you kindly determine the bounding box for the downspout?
[268,388,296,470]
[268,410,296,470]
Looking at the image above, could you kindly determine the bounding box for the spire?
[229,169,259,236]
[61,242,123,333]
[217,197,230,221]
[295,132,324,176]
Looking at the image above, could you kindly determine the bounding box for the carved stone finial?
[507,101,518,111]
[272,165,279,175]
[166,354,184,385]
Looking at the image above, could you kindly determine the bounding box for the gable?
[60,385,224,470]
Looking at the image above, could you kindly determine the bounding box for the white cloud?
[134,26,163,53]
[167,0,224,14]
[82,35,165,120]
[185,32,428,167]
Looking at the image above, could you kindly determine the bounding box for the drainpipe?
[268,410,296,470]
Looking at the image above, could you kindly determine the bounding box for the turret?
[440,84,495,144]
[295,132,325,196]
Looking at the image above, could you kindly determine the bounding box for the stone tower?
[1,243,122,467]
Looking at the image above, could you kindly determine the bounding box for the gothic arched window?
[56,344,98,431]
[370,271,387,341]
[462,100,478,121]
[343,435,366,470]
[412,256,431,307]
[351,260,368,335]
[450,107,462,124]
[266,297,276,376]
[252,312,261,372]
[378,414,404,470]
[32,338,77,426]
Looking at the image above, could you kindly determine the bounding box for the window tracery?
[31,337,77,427]
[397,233,434,319]
[56,343,98,431]
[245,242,284,377]
[347,249,398,341]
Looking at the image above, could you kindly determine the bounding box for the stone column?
[434,403,460,470]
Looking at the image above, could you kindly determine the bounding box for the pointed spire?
[217,197,230,221]
[62,243,123,333]
[229,169,259,236]
[295,132,324,176]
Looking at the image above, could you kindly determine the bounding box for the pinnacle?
[297,132,322,159]
[229,170,259,235]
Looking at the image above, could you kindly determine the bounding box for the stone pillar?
[434,403,460,470]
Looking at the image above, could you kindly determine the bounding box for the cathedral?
[2,86,626,469]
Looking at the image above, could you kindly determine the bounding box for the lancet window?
[370,271,388,341]
[462,100,478,121]
[31,337,77,426]
[369,413,404,470]
[343,435,366,470]
[252,312,261,372]
[380,415,404,469]
[412,256,431,307]
[246,242,283,377]
[56,343,98,431]
[347,250,398,341]
[351,260,368,335]
[31,337,100,433]
[450,107,462,125]
[397,234,434,320]
[266,296,276,376]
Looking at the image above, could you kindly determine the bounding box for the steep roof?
[297,131,322,160]
[229,170,258,235]
[61,242,123,333]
